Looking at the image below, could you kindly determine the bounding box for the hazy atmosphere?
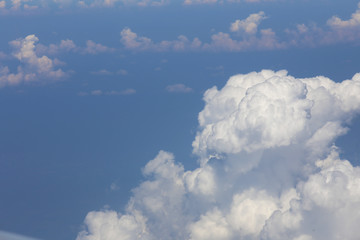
[1,1,360,240]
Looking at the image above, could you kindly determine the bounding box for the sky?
[0,0,360,240]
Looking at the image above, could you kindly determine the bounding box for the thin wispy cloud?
[78,88,136,96]
[166,83,193,93]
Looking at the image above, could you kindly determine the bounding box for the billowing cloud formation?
[0,34,65,88]
[77,70,360,240]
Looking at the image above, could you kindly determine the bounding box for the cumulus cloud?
[77,70,360,240]
[327,2,360,28]
[83,40,115,54]
[0,34,66,88]
[118,5,360,52]
[120,17,284,52]
[286,2,360,47]
[230,11,266,34]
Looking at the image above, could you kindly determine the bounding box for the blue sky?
[0,1,360,240]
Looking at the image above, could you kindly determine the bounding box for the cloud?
[36,39,77,55]
[327,2,360,28]
[120,28,202,51]
[78,0,168,8]
[36,39,114,56]
[286,2,360,47]
[120,24,284,52]
[119,5,360,53]
[0,230,41,240]
[83,40,115,54]
[230,11,266,34]
[0,34,66,88]
[166,83,193,93]
[78,88,136,96]
[183,0,273,4]
[77,70,360,240]
[91,69,114,75]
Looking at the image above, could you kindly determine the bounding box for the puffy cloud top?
[78,70,360,240]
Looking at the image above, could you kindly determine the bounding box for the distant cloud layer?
[77,69,360,240]
[0,0,273,11]
[119,4,360,52]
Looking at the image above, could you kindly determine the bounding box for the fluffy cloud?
[230,11,266,34]
[118,4,360,52]
[78,70,360,240]
[120,18,284,52]
[327,2,360,28]
[0,34,66,88]
[286,2,360,47]
[83,40,115,54]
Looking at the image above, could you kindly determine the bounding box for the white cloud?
[120,28,202,51]
[166,83,193,93]
[230,11,266,34]
[36,39,77,55]
[83,40,115,54]
[327,2,360,28]
[78,70,360,240]
[0,34,66,88]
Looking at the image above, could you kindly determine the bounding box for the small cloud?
[91,69,113,75]
[78,91,89,96]
[230,11,267,34]
[116,69,128,75]
[110,182,120,191]
[83,40,115,54]
[91,90,103,96]
[154,67,162,71]
[166,84,193,93]
[119,88,136,95]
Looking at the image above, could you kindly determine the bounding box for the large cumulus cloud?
[77,70,360,240]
